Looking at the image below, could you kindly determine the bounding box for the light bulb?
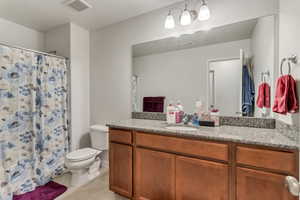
[165,12,175,29]
[198,3,210,21]
[180,9,192,26]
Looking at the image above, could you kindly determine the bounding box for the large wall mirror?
[131,15,276,118]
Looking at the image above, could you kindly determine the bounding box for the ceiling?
[133,18,258,57]
[0,0,182,32]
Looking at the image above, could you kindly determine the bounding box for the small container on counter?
[210,106,220,126]
[167,101,176,124]
[175,100,184,123]
[199,120,215,127]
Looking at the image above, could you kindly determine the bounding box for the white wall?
[278,0,300,189]
[251,15,275,117]
[45,24,71,57]
[0,17,44,51]
[278,0,300,127]
[133,39,251,113]
[90,0,278,125]
[45,23,90,151]
[70,23,90,150]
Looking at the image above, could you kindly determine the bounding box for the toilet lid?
[90,125,108,132]
[66,148,99,161]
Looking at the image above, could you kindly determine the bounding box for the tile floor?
[54,169,128,200]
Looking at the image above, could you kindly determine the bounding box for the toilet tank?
[90,125,108,150]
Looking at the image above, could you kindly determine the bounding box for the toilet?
[65,125,108,187]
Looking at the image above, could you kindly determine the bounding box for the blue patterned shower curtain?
[0,45,69,200]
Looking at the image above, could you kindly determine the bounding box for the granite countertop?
[107,119,299,150]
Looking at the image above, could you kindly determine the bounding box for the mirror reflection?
[132,15,275,117]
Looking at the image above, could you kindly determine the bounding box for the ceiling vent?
[65,0,92,12]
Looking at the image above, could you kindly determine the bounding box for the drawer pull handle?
[285,176,300,196]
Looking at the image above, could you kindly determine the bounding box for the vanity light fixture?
[164,0,211,30]
[165,10,175,29]
[180,3,192,26]
[198,0,211,21]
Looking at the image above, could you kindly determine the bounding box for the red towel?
[143,96,165,112]
[273,75,299,114]
[256,83,271,109]
[257,83,265,108]
[265,83,271,108]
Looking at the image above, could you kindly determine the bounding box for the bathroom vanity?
[122,13,300,200]
[107,119,299,200]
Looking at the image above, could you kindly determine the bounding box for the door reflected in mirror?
[209,58,243,116]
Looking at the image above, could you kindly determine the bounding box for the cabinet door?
[237,167,296,200]
[109,142,132,198]
[176,156,229,200]
[135,148,175,200]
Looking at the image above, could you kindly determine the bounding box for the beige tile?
[54,171,128,200]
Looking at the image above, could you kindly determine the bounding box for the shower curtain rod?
[0,42,68,60]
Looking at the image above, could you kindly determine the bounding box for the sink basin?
[165,126,198,131]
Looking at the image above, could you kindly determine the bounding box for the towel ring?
[280,58,291,75]
[261,71,270,82]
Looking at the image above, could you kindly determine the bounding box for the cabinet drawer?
[109,129,132,144]
[136,132,228,161]
[236,146,296,174]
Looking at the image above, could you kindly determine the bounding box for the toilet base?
[70,160,101,187]
[66,149,103,187]
[70,169,90,187]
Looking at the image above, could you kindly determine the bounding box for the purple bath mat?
[13,181,67,200]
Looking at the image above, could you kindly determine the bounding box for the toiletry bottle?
[196,101,204,119]
[210,105,220,126]
[170,103,176,124]
[176,101,184,123]
[174,105,180,124]
[192,113,199,126]
[167,101,176,124]
[196,100,211,121]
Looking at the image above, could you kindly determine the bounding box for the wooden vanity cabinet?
[135,148,175,200]
[176,156,229,200]
[237,167,295,200]
[236,146,298,200]
[108,129,298,200]
[109,130,133,198]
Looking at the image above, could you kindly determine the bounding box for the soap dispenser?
[167,101,176,124]
[195,100,204,119]
[176,100,184,123]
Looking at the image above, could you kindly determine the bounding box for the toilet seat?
[66,148,100,162]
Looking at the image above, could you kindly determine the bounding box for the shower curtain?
[0,45,69,200]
